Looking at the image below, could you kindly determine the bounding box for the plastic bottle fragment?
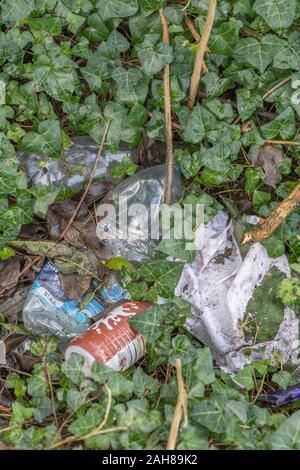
[18,136,132,191]
[100,272,129,304]
[97,164,182,261]
[65,301,152,375]
[22,261,104,339]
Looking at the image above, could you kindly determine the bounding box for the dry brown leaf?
[75,182,111,205]
[252,144,283,188]
[47,200,89,240]
[60,273,91,301]
[0,287,28,321]
[134,137,165,167]
[0,258,21,291]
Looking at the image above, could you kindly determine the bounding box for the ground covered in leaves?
[0,0,300,451]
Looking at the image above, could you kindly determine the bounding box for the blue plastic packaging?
[23,261,104,339]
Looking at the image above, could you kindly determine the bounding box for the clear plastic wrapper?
[97,164,182,261]
[18,136,132,191]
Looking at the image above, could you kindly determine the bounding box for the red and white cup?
[65,301,151,377]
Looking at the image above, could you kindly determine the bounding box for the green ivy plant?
[1,0,300,451]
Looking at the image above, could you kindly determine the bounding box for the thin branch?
[265,139,300,146]
[242,181,300,244]
[166,359,188,450]
[49,425,128,450]
[59,120,111,239]
[45,362,59,429]
[159,8,173,204]
[184,15,209,73]
[263,76,292,100]
[188,0,217,109]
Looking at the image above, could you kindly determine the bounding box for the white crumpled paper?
[175,211,298,373]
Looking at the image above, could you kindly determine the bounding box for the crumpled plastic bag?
[175,210,298,373]
[96,164,182,262]
[18,136,131,191]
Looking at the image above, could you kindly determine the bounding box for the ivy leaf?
[62,353,85,385]
[27,53,78,102]
[138,260,184,298]
[131,367,160,398]
[156,238,196,262]
[268,411,300,450]
[66,388,89,411]
[68,405,104,437]
[107,30,130,53]
[244,167,264,194]
[136,42,173,76]
[236,89,263,121]
[261,236,285,258]
[244,267,286,342]
[235,365,255,390]
[209,19,243,56]
[10,402,33,425]
[274,33,300,70]
[190,395,227,434]
[129,303,175,342]
[111,156,138,179]
[21,120,63,158]
[32,397,52,423]
[234,35,284,73]
[1,0,35,21]
[183,105,218,144]
[272,371,295,389]
[27,373,49,398]
[261,107,296,140]
[139,0,163,11]
[168,335,197,366]
[96,0,138,21]
[253,0,296,30]
[32,186,59,218]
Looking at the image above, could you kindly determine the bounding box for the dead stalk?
[263,76,292,100]
[265,139,300,146]
[45,362,59,428]
[166,359,188,450]
[242,181,300,244]
[184,15,209,73]
[159,7,173,205]
[188,0,217,109]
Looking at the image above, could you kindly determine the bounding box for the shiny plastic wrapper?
[18,136,132,191]
[97,164,182,262]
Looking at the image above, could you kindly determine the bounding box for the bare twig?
[166,359,188,450]
[265,139,300,146]
[263,76,292,100]
[59,120,111,239]
[45,362,59,428]
[184,15,209,73]
[159,7,173,204]
[188,0,217,109]
[242,182,300,244]
[49,425,128,450]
